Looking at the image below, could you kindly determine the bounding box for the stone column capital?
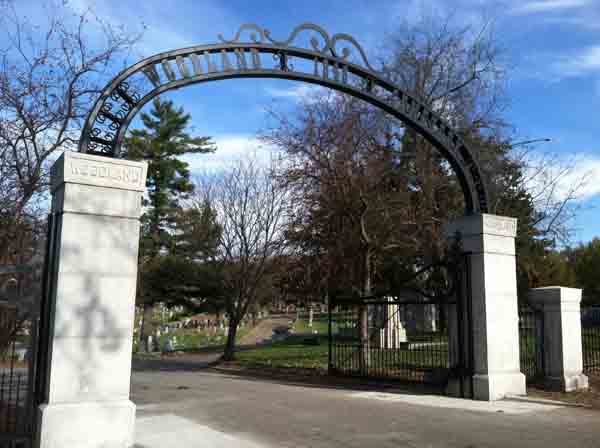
[443,214,517,256]
[528,287,582,307]
[50,152,147,220]
[443,213,517,239]
[51,151,148,193]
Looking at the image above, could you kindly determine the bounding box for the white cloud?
[557,155,600,201]
[524,152,600,203]
[264,84,327,104]
[552,45,600,77]
[523,45,600,82]
[66,0,236,57]
[183,134,279,174]
[511,0,589,15]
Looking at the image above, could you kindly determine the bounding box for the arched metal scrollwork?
[78,23,489,214]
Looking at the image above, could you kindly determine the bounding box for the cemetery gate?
[26,20,533,448]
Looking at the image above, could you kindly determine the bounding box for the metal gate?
[328,298,450,384]
[327,252,473,395]
[0,213,56,448]
[518,303,544,381]
[582,305,600,373]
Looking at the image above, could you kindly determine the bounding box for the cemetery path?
[131,365,600,448]
[238,317,293,346]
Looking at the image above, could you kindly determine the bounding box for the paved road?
[131,356,600,448]
[238,317,293,345]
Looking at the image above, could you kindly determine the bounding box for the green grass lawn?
[236,335,330,370]
[292,317,331,335]
[134,325,251,353]
[235,334,449,372]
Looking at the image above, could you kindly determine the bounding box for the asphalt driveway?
[131,356,600,448]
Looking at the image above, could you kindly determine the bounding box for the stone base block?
[36,400,136,448]
[545,373,589,392]
[472,372,526,401]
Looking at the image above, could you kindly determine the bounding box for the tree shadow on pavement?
[205,365,446,397]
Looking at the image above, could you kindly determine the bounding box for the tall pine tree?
[124,98,215,352]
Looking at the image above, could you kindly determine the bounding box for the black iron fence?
[582,305,600,373]
[0,309,35,448]
[0,211,52,448]
[328,298,450,385]
[518,305,544,381]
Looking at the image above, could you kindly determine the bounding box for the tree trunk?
[222,318,239,361]
[139,303,153,353]
[359,250,372,375]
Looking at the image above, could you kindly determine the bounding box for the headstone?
[377,302,407,348]
[163,339,174,353]
[147,335,154,352]
[423,304,437,333]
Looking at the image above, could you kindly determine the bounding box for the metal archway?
[78,23,489,214]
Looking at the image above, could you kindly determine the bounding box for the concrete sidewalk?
[135,413,270,448]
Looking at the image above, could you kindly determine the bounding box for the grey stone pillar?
[36,152,147,448]
[444,214,526,401]
[528,287,589,392]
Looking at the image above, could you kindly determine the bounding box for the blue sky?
[11,0,600,243]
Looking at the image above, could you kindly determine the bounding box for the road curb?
[505,395,593,409]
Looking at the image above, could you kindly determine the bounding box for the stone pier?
[445,214,526,401]
[36,152,147,448]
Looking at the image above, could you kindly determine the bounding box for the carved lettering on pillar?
[70,161,141,184]
[483,215,517,237]
[63,155,146,191]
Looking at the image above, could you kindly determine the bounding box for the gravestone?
[377,302,407,349]
[147,335,154,353]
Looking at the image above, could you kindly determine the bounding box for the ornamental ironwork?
[78,23,489,214]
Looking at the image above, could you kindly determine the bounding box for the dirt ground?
[527,372,600,409]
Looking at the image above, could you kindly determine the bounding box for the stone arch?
[78,22,489,214]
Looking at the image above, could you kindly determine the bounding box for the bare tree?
[0,0,141,261]
[264,92,424,372]
[510,148,589,246]
[194,158,288,360]
[263,10,589,372]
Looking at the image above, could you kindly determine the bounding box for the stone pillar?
[36,152,147,448]
[528,287,589,392]
[444,214,526,401]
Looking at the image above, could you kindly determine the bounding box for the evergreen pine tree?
[124,98,215,352]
